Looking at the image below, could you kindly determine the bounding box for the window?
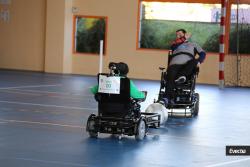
[73,16,107,54]
[229,4,250,54]
[138,1,221,52]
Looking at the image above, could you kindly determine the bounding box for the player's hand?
[185,33,192,39]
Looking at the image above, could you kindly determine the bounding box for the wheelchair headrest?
[108,62,129,76]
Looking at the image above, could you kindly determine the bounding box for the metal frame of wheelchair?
[157,67,200,118]
[86,73,161,141]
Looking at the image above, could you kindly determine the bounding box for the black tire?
[193,93,199,116]
[135,119,146,141]
[86,114,98,138]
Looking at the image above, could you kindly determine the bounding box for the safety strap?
[171,52,194,59]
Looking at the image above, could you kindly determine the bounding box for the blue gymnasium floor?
[0,70,250,167]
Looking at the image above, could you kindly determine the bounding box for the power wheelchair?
[156,53,200,117]
[86,62,161,140]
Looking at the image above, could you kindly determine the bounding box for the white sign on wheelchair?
[98,75,120,94]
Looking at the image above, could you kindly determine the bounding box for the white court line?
[0,89,92,100]
[0,119,83,128]
[3,88,93,97]
[0,119,202,139]
[0,157,89,167]
[0,119,191,140]
[0,84,61,90]
[0,90,41,96]
[0,100,97,111]
[205,157,250,167]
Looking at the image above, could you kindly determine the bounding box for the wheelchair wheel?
[86,114,98,138]
[135,118,146,141]
[193,93,199,116]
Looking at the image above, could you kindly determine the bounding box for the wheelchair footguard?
[86,112,160,140]
[166,92,199,117]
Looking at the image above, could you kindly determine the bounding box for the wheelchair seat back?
[96,74,131,117]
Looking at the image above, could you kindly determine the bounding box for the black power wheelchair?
[86,62,161,140]
[156,53,200,117]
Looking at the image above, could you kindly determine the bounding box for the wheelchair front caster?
[135,119,146,141]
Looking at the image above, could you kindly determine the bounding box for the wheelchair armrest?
[132,91,147,103]
[94,94,102,102]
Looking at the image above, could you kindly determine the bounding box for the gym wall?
[0,0,46,71]
[0,0,249,86]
